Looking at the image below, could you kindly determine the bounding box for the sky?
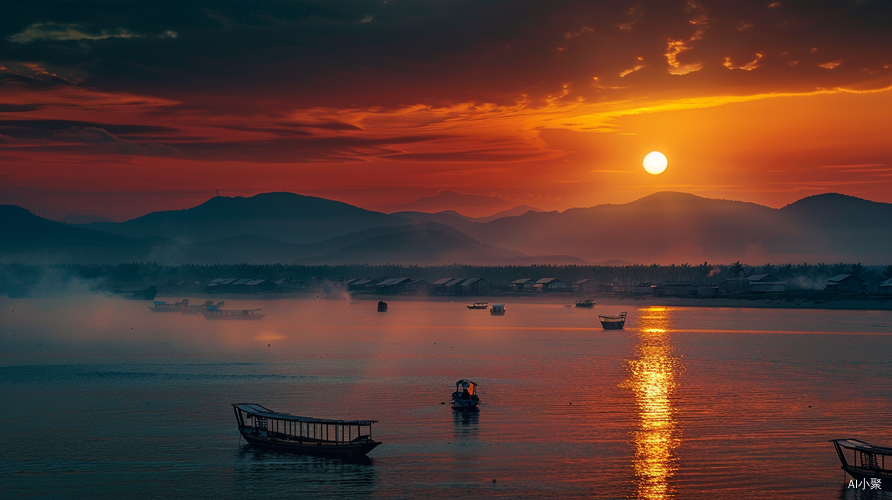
[1,0,891,220]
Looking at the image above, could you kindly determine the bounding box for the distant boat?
[467,302,489,309]
[232,403,381,458]
[575,298,596,308]
[831,439,892,481]
[182,299,224,315]
[114,286,157,300]
[202,305,265,320]
[490,304,506,315]
[377,301,388,312]
[451,380,480,410]
[599,312,627,330]
[148,299,186,312]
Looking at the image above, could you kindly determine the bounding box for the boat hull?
[204,314,265,320]
[238,428,380,459]
[599,320,625,330]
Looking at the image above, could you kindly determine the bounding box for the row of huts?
[202,274,892,296]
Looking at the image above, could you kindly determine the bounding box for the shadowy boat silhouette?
[598,312,627,329]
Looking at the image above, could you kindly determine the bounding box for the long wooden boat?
[182,300,224,315]
[599,311,627,330]
[467,302,489,309]
[148,299,186,312]
[232,403,381,458]
[831,439,892,481]
[575,298,596,308]
[202,305,265,320]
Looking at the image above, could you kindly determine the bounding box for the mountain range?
[2,191,891,265]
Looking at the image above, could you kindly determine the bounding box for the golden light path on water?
[625,306,682,500]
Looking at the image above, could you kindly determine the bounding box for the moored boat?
[202,305,265,320]
[575,298,596,308]
[467,302,489,309]
[451,380,480,410]
[831,439,892,482]
[148,299,187,312]
[232,403,381,458]
[490,304,506,315]
[377,300,388,312]
[182,300,224,315]
[599,311,627,330]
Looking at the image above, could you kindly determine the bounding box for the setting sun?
[643,151,668,175]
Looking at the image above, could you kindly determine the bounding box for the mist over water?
[2,295,892,498]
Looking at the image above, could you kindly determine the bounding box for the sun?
[643,151,668,175]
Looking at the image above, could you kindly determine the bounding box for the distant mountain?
[474,205,543,223]
[455,192,892,264]
[60,214,114,224]
[6,191,892,265]
[0,205,237,264]
[77,192,407,244]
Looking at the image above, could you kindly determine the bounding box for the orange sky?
[2,1,891,219]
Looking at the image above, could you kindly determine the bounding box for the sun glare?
[643,151,668,175]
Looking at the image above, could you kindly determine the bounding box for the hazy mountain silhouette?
[474,205,544,223]
[0,205,237,264]
[6,191,892,265]
[78,192,406,244]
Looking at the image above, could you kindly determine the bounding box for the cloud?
[819,60,844,69]
[664,1,708,75]
[7,23,139,43]
[723,53,763,71]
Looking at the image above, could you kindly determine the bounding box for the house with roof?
[376,277,413,294]
[510,278,533,293]
[460,277,491,295]
[747,274,785,292]
[825,274,868,293]
[880,278,892,295]
[532,278,564,293]
[572,279,598,294]
[206,278,276,294]
[346,278,380,291]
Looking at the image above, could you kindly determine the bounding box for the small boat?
[599,311,627,330]
[114,286,157,300]
[575,298,596,308]
[490,304,506,315]
[232,403,381,458]
[467,302,489,309]
[202,305,265,320]
[451,380,480,410]
[831,439,892,482]
[148,299,187,312]
[377,300,388,312]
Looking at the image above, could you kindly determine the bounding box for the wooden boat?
[575,298,596,308]
[831,439,892,481]
[148,299,186,312]
[182,300,224,315]
[490,304,506,315]
[467,302,489,309]
[232,403,381,458]
[599,311,627,330]
[114,286,157,300]
[451,380,480,410]
[202,305,265,320]
[377,300,388,312]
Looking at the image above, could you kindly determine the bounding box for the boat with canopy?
[831,439,892,481]
[232,403,381,458]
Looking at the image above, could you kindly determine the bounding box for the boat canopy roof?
[232,403,377,425]
[833,439,892,455]
[455,380,478,394]
[492,304,505,308]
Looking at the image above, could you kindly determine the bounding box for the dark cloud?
[1,0,888,112]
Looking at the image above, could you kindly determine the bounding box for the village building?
[532,278,564,293]
[662,280,696,297]
[825,274,868,293]
[459,277,491,295]
[376,277,413,294]
[406,279,430,295]
[747,274,786,292]
[572,279,599,294]
[510,278,533,293]
[880,278,892,295]
[346,278,380,291]
[206,278,276,294]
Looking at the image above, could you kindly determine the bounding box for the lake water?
[2,296,892,499]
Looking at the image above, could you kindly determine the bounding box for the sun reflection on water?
[624,306,682,500]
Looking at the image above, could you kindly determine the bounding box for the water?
[2,296,892,499]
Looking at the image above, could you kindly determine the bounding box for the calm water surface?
[2,296,892,499]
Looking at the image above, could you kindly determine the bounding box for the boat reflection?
[452,408,480,437]
[234,446,377,495]
[624,306,682,500]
